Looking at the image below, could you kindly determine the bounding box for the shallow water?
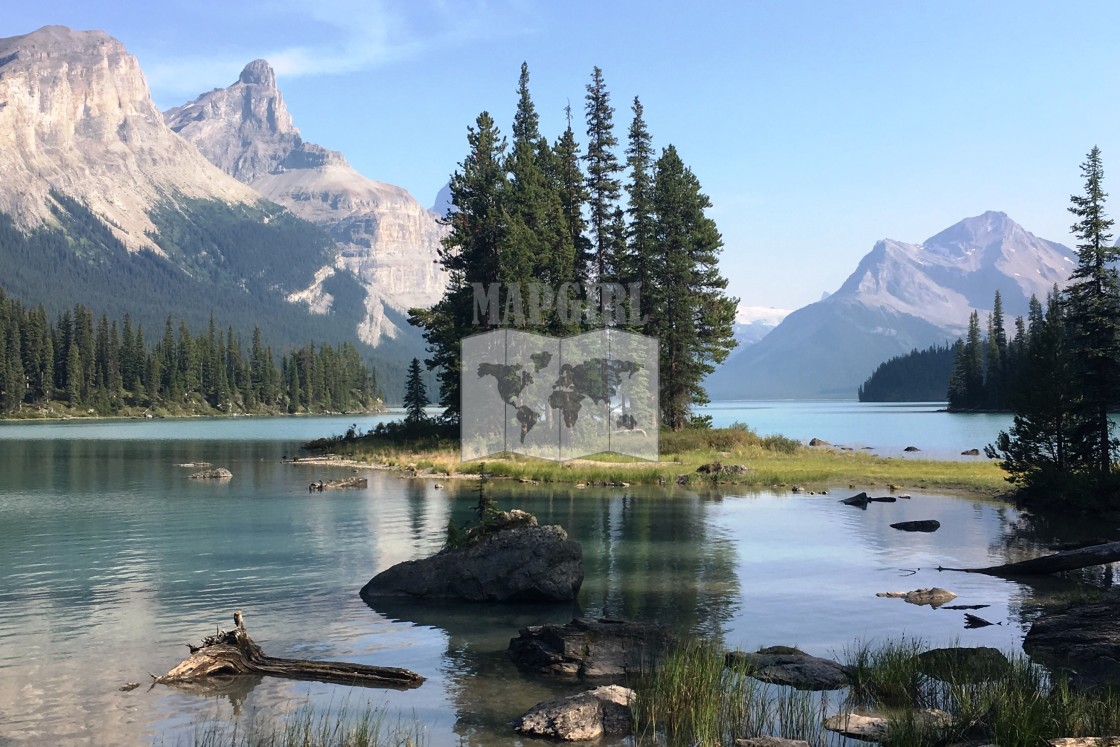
[0,416,1107,746]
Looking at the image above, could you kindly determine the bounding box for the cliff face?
[0,26,257,250]
[166,61,447,345]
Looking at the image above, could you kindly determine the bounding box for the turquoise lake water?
[0,408,1108,746]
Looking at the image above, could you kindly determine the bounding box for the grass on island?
[307,421,1010,495]
[633,637,1120,747]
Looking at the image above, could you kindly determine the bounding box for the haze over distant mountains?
[708,212,1076,400]
[166,60,447,346]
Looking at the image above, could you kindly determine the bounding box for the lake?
[0,408,1106,746]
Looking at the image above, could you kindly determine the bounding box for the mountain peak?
[238,59,276,88]
[923,211,1022,259]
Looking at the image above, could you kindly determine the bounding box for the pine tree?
[986,289,1079,491]
[583,67,622,282]
[65,342,82,406]
[949,311,985,410]
[553,106,591,285]
[403,358,430,423]
[985,291,1007,408]
[410,111,509,423]
[622,96,655,330]
[648,145,738,430]
[1064,145,1120,476]
[505,62,575,322]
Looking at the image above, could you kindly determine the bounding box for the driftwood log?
[154,611,424,690]
[937,540,1120,577]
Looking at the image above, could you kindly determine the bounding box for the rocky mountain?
[166,61,447,346]
[0,26,258,248]
[707,212,1076,400]
[0,26,400,382]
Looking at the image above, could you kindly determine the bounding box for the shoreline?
[289,450,1011,498]
[0,408,391,424]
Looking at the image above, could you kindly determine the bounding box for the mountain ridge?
[165,60,448,346]
[707,212,1076,400]
[0,26,260,250]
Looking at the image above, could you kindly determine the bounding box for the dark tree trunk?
[937,541,1120,577]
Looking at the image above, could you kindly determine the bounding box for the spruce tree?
[554,106,591,285]
[403,358,430,423]
[986,289,1079,490]
[1064,146,1120,476]
[648,145,738,429]
[506,63,575,324]
[410,111,509,423]
[622,96,655,330]
[583,67,622,282]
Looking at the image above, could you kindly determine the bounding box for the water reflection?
[0,431,1108,746]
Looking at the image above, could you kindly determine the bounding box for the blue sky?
[7,1,1120,314]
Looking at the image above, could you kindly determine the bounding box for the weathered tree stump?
[154,611,424,690]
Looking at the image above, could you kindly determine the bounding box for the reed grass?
[630,639,833,746]
[634,637,1120,747]
[184,703,425,747]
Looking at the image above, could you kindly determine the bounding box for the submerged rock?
[514,684,633,741]
[824,710,951,741]
[509,617,673,678]
[876,587,957,607]
[189,467,232,480]
[360,523,583,602]
[726,647,850,690]
[736,738,811,747]
[841,492,870,508]
[890,520,941,533]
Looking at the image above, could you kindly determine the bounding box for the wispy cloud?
[143,0,532,101]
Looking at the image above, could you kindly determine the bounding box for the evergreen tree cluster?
[947,291,1018,411]
[0,290,380,416]
[858,344,957,402]
[987,147,1120,503]
[411,64,738,430]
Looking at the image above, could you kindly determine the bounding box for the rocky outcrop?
[360,523,582,603]
[166,60,447,346]
[1024,602,1120,688]
[0,26,257,249]
[514,685,633,741]
[509,618,673,678]
[726,647,850,690]
[189,468,233,480]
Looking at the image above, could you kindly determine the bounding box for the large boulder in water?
[359,522,583,603]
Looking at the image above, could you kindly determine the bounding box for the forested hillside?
[0,289,381,417]
[857,343,956,402]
